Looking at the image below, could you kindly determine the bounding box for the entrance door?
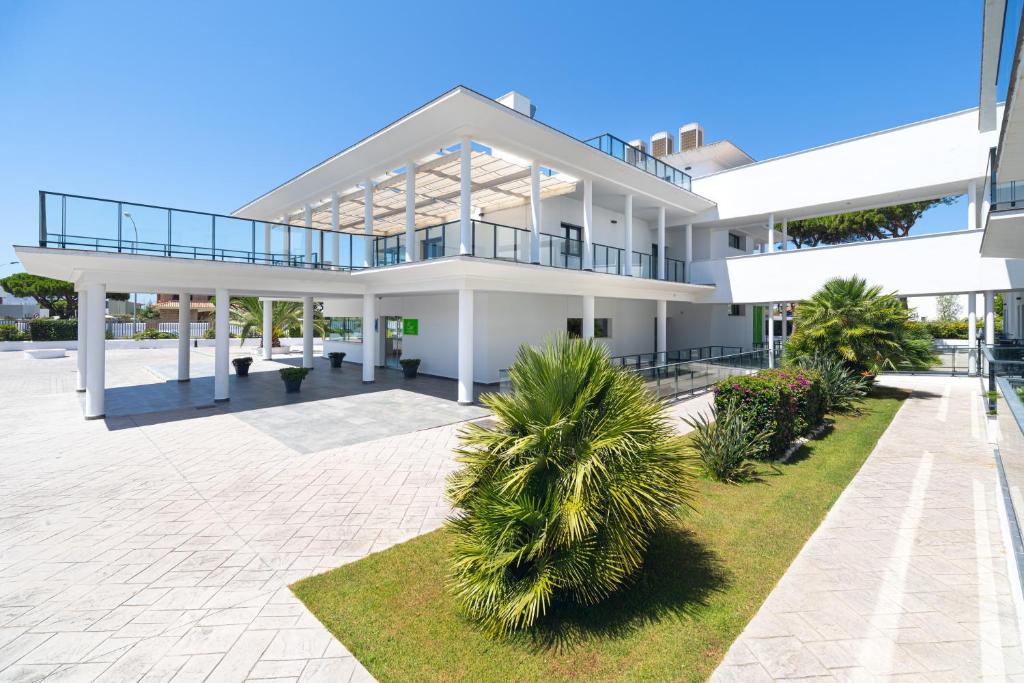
[382,316,403,369]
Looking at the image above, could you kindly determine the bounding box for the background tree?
[225,296,325,347]
[0,273,128,316]
[935,294,963,322]
[786,198,956,248]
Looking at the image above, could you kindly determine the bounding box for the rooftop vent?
[650,131,674,158]
[627,139,647,164]
[678,122,704,152]
[496,91,536,118]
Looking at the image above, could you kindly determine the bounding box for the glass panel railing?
[993,180,1024,212]
[38,191,360,271]
[665,257,686,283]
[633,251,653,279]
[583,133,692,191]
[593,243,624,275]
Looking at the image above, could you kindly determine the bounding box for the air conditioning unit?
[626,139,647,164]
[650,131,674,158]
[678,122,704,152]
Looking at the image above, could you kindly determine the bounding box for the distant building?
[153,293,214,322]
[0,287,40,319]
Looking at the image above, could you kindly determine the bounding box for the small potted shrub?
[400,358,421,378]
[280,366,311,393]
[328,351,346,369]
[232,356,253,377]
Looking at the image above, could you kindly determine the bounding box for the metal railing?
[610,345,745,370]
[39,191,368,271]
[583,134,692,191]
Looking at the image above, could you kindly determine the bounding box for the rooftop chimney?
[496,91,536,118]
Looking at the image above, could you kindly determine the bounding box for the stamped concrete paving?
[714,375,1024,681]
[0,348,482,682]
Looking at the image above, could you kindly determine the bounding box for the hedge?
[29,318,77,341]
[0,325,29,342]
[907,319,981,340]
[713,368,825,460]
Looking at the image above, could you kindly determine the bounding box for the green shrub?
[684,398,770,483]
[28,318,77,341]
[0,325,29,342]
[279,366,311,382]
[132,328,177,340]
[787,354,868,413]
[714,373,796,460]
[760,368,825,436]
[446,336,695,636]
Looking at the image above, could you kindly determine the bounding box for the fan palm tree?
[446,335,696,636]
[786,276,937,374]
[214,296,325,348]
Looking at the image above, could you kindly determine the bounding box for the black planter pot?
[232,360,252,377]
[329,355,344,369]
[402,365,419,379]
[283,378,303,393]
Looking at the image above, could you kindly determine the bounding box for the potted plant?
[328,351,346,369]
[400,358,421,379]
[280,366,311,393]
[232,356,253,377]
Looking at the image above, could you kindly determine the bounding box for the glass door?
[383,316,403,369]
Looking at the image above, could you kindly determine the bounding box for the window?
[728,233,745,250]
[328,317,363,342]
[561,222,582,257]
[567,317,611,339]
[729,304,745,316]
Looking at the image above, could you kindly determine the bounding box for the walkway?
[714,375,1024,681]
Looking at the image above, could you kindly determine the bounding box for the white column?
[214,288,229,402]
[460,137,472,255]
[263,222,272,264]
[582,295,595,340]
[582,178,594,270]
[623,195,634,276]
[657,206,666,280]
[406,161,417,262]
[302,296,314,369]
[967,180,978,230]
[968,293,978,374]
[362,293,376,383]
[76,293,87,392]
[84,283,106,419]
[458,289,474,405]
[656,300,667,364]
[262,299,273,360]
[685,223,693,282]
[767,302,776,367]
[304,204,313,267]
[177,292,190,381]
[985,291,996,346]
[782,220,788,251]
[363,180,374,267]
[331,192,340,267]
[283,214,291,260]
[780,302,788,347]
[530,161,542,264]
[767,213,775,253]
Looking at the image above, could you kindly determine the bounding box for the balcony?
[36,192,687,283]
[583,134,692,191]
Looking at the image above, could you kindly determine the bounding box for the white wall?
[667,302,754,350]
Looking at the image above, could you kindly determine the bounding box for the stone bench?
[24,348,67,359]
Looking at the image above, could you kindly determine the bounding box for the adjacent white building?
[13,1,1024,419]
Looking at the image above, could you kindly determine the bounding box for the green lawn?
[292,388,908,682]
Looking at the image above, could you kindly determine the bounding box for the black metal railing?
[583,134,692,191]
[610,345,745,370]
[990,147,1024,212]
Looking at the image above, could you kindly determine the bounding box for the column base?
[214,397,229,403]
[362,380,375,385]
[84,413,105,420]
[457,400,474,406]
[177,378,190,383]
[76,388,86,393]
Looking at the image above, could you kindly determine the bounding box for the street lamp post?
[123,212,140,332]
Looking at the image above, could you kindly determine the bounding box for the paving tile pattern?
[713,375,1024,681]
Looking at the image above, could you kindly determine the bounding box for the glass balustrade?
[583,134,692,191]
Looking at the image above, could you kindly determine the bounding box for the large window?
[561,222,583,258]
[728,304,745,316]
[567,317,611,339]
[329,317,363,342]
[728,233,745,250]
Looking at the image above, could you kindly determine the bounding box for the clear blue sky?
[0,0,981,278]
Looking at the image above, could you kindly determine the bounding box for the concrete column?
[458,289,474,405]
[530,161,542,264]
[84,283,106,419]
[406,161,417,262]
[283,215,291,260]
[985,291,995,347]
[656,300,667,364]
[214,288,229,402]
[177,292,191,381]
[967,180,978,230]
[363,180,374,267]
[460,137,472,255]
[780,302,788,347]
[782,220,788,250]
[304,204,313,267]
[76,293,87,392]
[623,195,634,276]
[262,299,273,360]
[263,222,272,264]
[582,294,595,340]
[968,293,978,374]
[331,192,340,267]
[362,293,376,383]
[685,223,693,282]
[767,213,776,253]
[767,302,776,367]
[582,178,594,270]
[657,206,666,280]
[302,296,314,369]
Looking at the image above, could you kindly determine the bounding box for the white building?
[13,1,1024,419]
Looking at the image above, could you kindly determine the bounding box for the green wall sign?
[403,318,419,336]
